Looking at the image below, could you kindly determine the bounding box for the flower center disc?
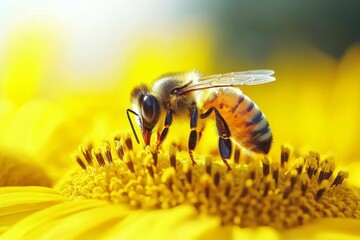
[59,134,360,229]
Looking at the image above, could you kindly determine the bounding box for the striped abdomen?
[202,88,272,154]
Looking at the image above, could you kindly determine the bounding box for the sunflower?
[1,132,360,239]
[1,23,360,240]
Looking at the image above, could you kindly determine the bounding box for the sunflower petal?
[283,218,360,240]
[39,204,132,239]
[0,186,65,234]
[1,199,107,239]
[0,151,52,187]
[103,205,220,240]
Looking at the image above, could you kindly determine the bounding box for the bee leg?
[156,109,173,151]
[200,107,232,172]
[188,107,198,166]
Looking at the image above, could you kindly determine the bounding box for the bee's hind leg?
[200,107,232,172]
[188,107,198,166]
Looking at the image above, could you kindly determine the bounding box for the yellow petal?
[0,186,65,234]
[0,99,99,181]
[232,226,280,240]
[39,204,132,239]
[104,205,220,240]
[0,149,52,187]
[1,199,107,240]
[1,100,64,157]
[283,218,360,240]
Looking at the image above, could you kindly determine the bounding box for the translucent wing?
[176,70,275,95]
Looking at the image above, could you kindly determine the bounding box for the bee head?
[129,85,161,146]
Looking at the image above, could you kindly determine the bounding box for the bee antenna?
[126,109,140,144]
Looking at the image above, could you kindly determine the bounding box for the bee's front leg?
[156,109,173,151]
[200,107,232,172]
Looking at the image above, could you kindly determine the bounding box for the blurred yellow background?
[0,1,359,181]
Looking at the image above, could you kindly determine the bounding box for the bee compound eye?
[141,94,160,129]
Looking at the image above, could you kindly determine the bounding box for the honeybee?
[127,69,275,171]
